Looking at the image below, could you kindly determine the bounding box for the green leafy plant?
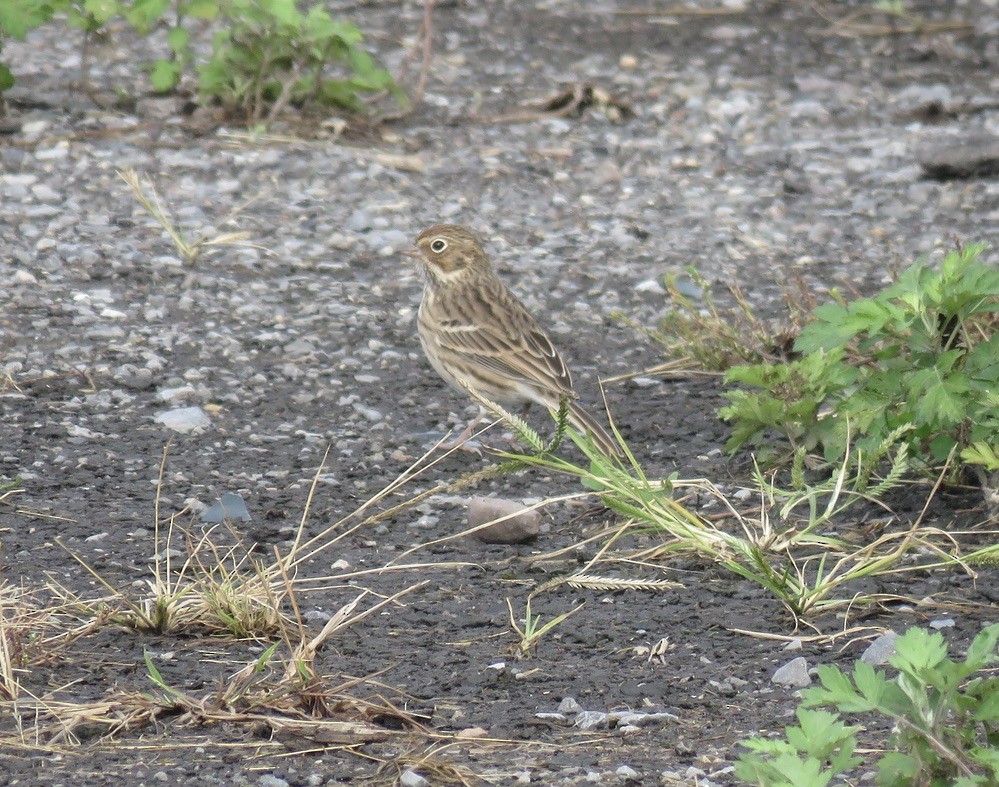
[736,624,999,786]
[0,0,403,122]
[735,708,861,786]
[0,0,56,91]
[198,0,404,121]
[720,244,999,492]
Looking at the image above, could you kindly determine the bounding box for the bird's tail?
[566,400,623,458]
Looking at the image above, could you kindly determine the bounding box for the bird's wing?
[427,281,577,399]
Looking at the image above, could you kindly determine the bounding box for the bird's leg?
[441,407,487,454]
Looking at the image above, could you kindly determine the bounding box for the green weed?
[0,0,404,122]
[720,244,999,502]
[736,624,999,786]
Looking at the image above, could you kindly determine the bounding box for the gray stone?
[574,710,609,730]
[468,496,541,544]
[346,209,373,232]
[772,656,811,688]
[201,493,252,523]
[861,631,898,665]
[157,385,197,403]
[10,269,38,285]
[919,135,999,180]
[399,770,429,787]
[154,406,211,433]
[114,364,155,390]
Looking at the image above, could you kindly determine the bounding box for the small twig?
[413,0,434,106]
[381,0,434,122]
[810,1,972,38]
[266,62,305,125]
[607,7,748,17]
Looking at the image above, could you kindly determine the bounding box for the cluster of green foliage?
[0,0,50,90]
[0,0,402,120]
[736,624,999,786]
[719,245,999,480]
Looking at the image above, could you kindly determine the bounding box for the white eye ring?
[430,239,448,253]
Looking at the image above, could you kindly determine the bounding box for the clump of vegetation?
[735,624,999,786]
[0,0,52,91]
[0,0,403,122]
[506,594,584,659]
[719,244,998,503]
[638,267,807,371]
[197,0,403,122]
[495,400,999,620]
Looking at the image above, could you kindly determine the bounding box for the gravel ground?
[1,1,998,784]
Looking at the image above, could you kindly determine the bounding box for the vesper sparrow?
[409,223,620,457]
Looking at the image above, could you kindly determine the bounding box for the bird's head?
[410,224,492,284]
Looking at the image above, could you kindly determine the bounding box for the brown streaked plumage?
[410,223,620,457]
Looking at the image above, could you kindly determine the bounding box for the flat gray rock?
[154,406,210,433]
[201,492,252,523]
[918,135,999,180]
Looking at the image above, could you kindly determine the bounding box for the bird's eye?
[430,239,448,253]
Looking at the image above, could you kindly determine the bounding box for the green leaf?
[930,434,959,462]
[740,737,800,756]
[127,0,170,32]
[803,664,863,709]
[890,627,949,675]
[83,0,119,23]
[186,0,218,19]
[852,660,892,707]
[0,62,13,92]
[796,300,900,353]
[0,0,54,38]
[150,58,180,92]
[876,752,920,787]
[969,743,999,778]
[261,0,299,25]
[967,336,999,383]
[166,25,189,54]
[972,687,999,723]
[769,753,834,786]
[965,624,999,671]
[784,709,860,763]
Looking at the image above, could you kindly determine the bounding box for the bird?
[408,223,620,457]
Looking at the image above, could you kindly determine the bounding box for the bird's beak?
[402,249,421,259]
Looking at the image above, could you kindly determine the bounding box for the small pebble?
[861,631,898,665]
[154,406,211,433]
[574,710,609,730]
[399,770,429,787]
[772,656,811,687]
